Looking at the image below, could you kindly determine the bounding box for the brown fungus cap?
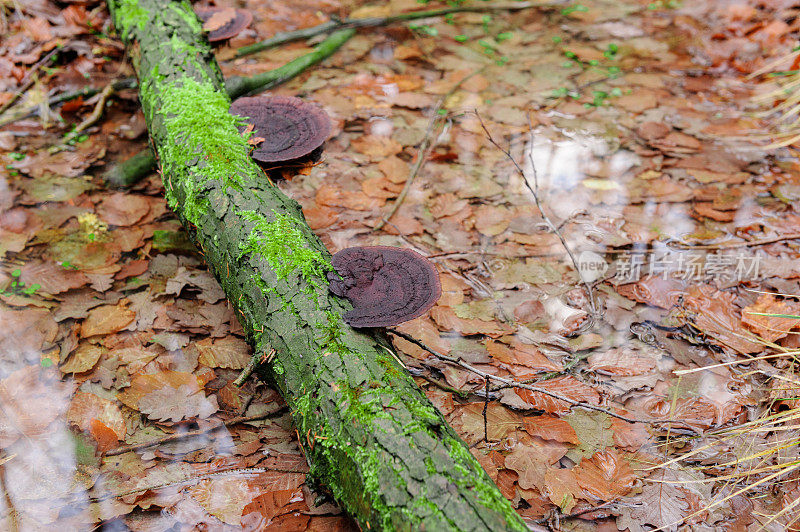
[195,7,253,42]
[229,96,332,164]
[327,246,441,328]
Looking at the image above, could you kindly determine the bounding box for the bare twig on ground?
[86,465,306,503]
[0,46,61,115]
[234,348,275,387]
[104,408,286,457]
[233,1,564,58]
[0,78,137,128]
[670,232,800,250]
[387,328,660,424]
[475,111,599,316]
[50,84,116,152]
[375,69,485,231]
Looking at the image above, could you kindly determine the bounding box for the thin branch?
[475,110,598,316]
[86,465,306,503]
[233,1,563,58]
[387,328,662,424]
[375,68,484,231]
[50,83,116,152]
[0,78,137,128]
[669,232,800,250]
[104,408,287,457]
[0,45,61,115]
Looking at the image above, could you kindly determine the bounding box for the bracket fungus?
[327,246,442,328]
[229,96,332,164]
[195,7,253,42]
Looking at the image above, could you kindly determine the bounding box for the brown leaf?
[377,155,409,184]
[67,391,126,440]
[543,467,583,512]
[302,204,338,230]
[574,449,635,501]
[0,307,58,355]
[138,383,219,422]
[19,260,89,294]
[587,347,656,376]
[429,306,513,338]
[96,192,151,226]
[741,293,800,342]
[350,135,402,161]
[189,477,253,525]
[684,285,761,353]
[523,415,579,444]
[196,336,251,369]
[81,302,135,337]
[118,370,202,409]
[485,340,562,373]
[60,342,104,373]
[0,366,72,447]
[459,403,522,441]
[515,376,601,415]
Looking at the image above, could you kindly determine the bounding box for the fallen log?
[106,0,528,530]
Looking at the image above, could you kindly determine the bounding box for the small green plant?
[648,0,681,9]
[409,23,438,37]
[561,3,589,16]
[3,269,41,297]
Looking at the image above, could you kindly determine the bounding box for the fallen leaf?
[138,383,219,422]
[515,376,601,415]
[522,415,579,444]
[96,192,151,227]
[196,336,251,369]
[459,403,522,441]
[574,449,636,501]
[81,302,135,337]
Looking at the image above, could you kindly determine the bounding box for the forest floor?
[2,0,800,530]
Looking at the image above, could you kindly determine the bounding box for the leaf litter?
[2,0,800,529]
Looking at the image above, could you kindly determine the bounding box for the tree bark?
[106,1,528,530]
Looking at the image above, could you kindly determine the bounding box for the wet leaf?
[81,302,135,337]
[196,336,251,369]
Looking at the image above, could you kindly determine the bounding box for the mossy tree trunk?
[106,1,528,530]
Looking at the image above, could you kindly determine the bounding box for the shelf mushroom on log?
[328,246,442,328]
[195,6,253,42]
[229,95,331,165]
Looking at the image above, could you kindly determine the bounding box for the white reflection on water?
[0,365,92,529]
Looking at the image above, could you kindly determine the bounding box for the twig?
[49,83,115,152]
[234,348,275,387]
[483,377,490,443]
[374,106,441,231]
[104,408,286,457]
[0,78,137,128]
[233,1,563,58]
[86,465,305,503]
[475,111,598,316]
[224,28,355,99]
[387,328,662,424]
[0,46,61,115]
[375,68,483,230]
[669,232,800,250]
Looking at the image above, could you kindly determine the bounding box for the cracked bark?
[106,1,528,530]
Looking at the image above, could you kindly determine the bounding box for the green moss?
[239,210,332,290]
[152,78,254,223]
[115,0,149,39]
[166,1,203,33]
[447,439,526,531]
